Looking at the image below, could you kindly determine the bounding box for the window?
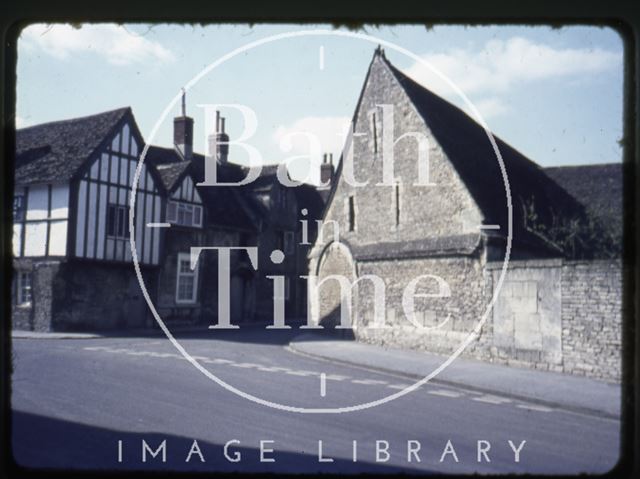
[348,195,356,232]
[176,253,198,304]
[15,271,32,306]
[394,183,401,227]
[371,111,379,154]
[107,204,129,239]
[13,194,25,221]
[167,201,202,228]
[283,231,295,254]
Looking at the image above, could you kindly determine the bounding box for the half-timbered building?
[12,103,328,331]
[13,108,164,330]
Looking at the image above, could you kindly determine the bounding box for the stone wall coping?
[486,258,563,270]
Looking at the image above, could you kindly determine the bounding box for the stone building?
[309,48,623,381]
[12,102,327,331]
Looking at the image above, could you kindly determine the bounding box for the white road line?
[256,366,291,373]
[320,373,326,397]
[285,370,316,377]
[351,379,388,386]
[230,362,261,369]
[472,395,512,405]
[428,389,462,398]
[209,358,233,364]
[387,384,411,390]
[517,404,554,412]
[190,355,210,361]
[324,374,349,381]
[149,352,180,358]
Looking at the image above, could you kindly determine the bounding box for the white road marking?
[324,374,349,381]
[351,379,388,386]
[472,395,512,405]
[285,370,316,377]
[517,404,553,412]
[230,362,261,369]
[82,347,563,414]
[428,389,462,398]
[209,358,233,364]
[256,366,291,373]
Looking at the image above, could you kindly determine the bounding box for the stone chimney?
[173,89,193,161]
[319,153,334,189]
[208,111,230,164]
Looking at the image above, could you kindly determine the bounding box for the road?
[10,326,620,474]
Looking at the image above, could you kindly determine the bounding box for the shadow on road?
[10,410,419,474]
[70,319,357,346]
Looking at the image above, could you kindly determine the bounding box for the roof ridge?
[381,58,547,172]
[17,107,130,132]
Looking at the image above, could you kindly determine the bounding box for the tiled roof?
[544,163,623,249]
[147,146,190,191]
[15,108,130,184]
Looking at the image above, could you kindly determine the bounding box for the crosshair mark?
[320,373,326,397]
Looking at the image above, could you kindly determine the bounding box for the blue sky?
[17,23,623,183]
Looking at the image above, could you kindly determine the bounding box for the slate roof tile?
[15,108,130,184]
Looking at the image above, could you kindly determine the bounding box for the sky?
[16,23,623,183]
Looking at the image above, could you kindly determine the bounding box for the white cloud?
[20,24,174,66]
[272,115,350,183]
[403,36,621,119]
[472,97,511,119]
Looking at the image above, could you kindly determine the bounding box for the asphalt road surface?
[10,326,620,474]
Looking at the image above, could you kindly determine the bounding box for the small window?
[283,231,295,255]
[394,183,401,227]
[348,195,356,232]
[371,111,378,154]
[15,271,32,306]
[168,201,202,228]
[176,253,198,304]
[13,194,25,221]
[107,204,130,239]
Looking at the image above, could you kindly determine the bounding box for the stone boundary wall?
[486,259,622,381]
[560,260,622,381]
[335,256,622,383]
